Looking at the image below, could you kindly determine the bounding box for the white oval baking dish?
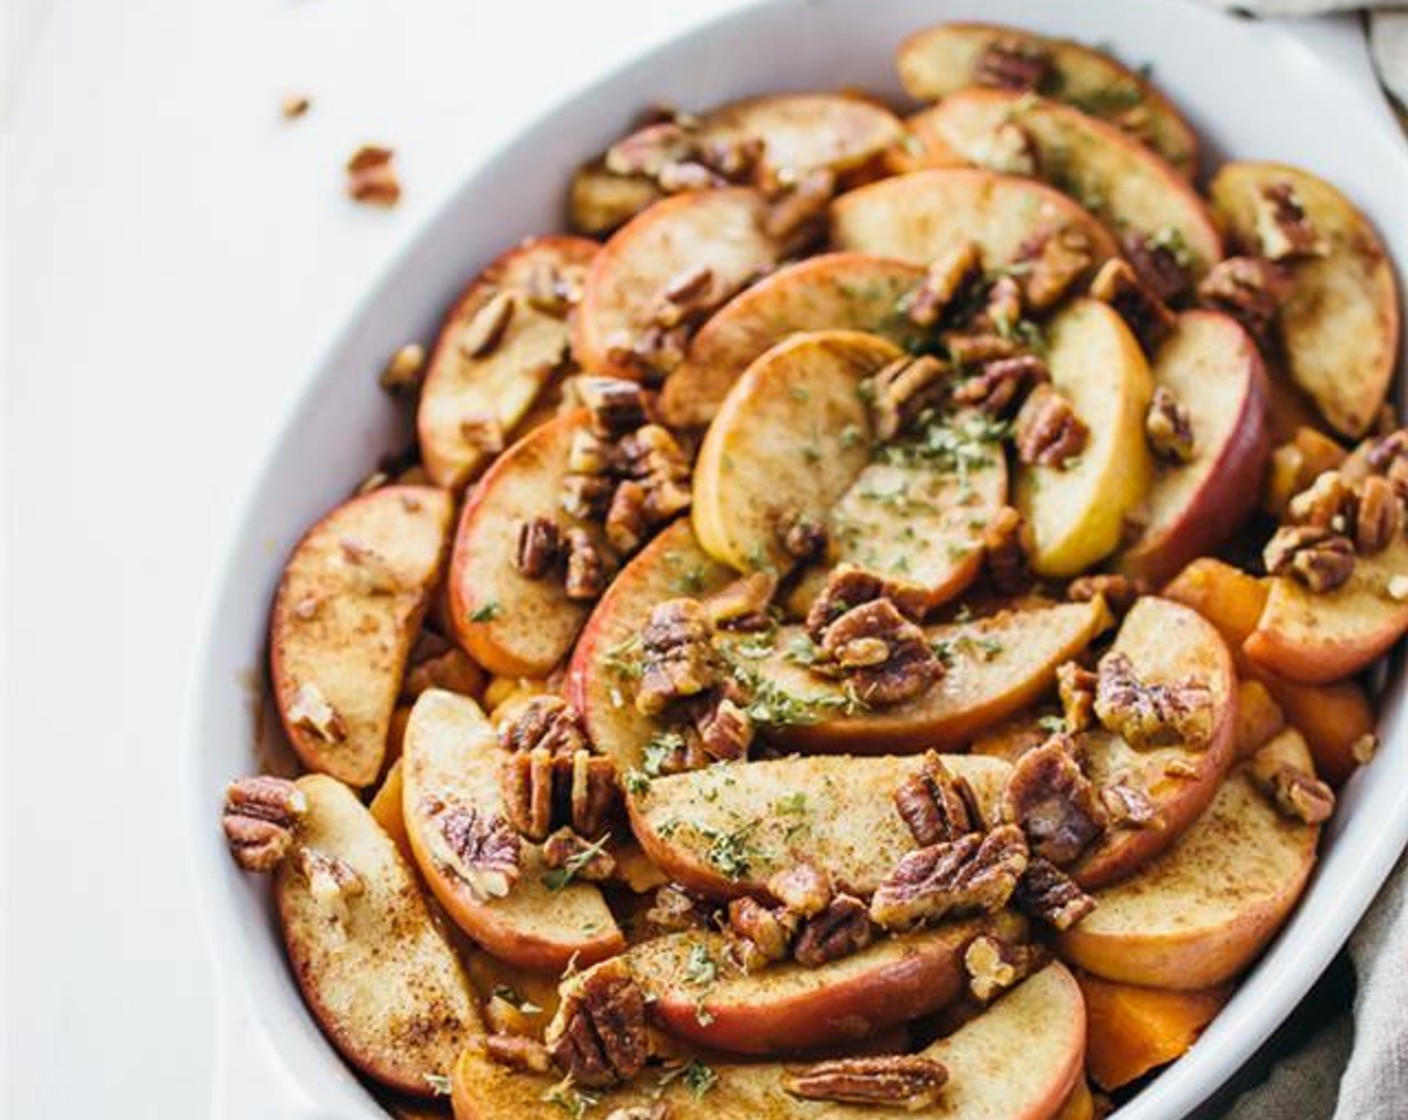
[183,1,1408,1117]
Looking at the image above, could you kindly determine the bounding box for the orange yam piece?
[1077,972,1227,1091]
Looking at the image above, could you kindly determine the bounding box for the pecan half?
[578,376,650,437]
[500,748,619,842]
[542,828,617,881]
[346,145,400,206]
[1123,230,1193,304]
[1094,651,1214,748]
[895,752,979,846]
[561,474,616,521]
[1013,856,1096,930]
[793,894,875,967]
[564,528,612,601]
[1014,384,1088,467]
[431,802,522,900]
[514,516,563,579]
[223,776,307,872]
[1067,573,1146,616]
[868,354,950,442]
[459,291,517,358]
[964,935,1042,1001]
[813,599,942,706]
[1090,258,1175,352]
[954,355,1050,417]
[805,564,927,638]
[1101,777,1159,829]
[783,1056,948,1108]
[705,572,777,632]
[482,1033,553,1073]
[287,681,347,743]
[636,598,717,715]
[500,695,588,756]
[728,895,798,965]
[1354,475,1402,555]
[974,36,1053,92]
[605,479,651,554]
[763,168,836,249]
[981,505,1030,595]
[1196,256,1291,342]
[1286,471,1354,531]
[605,121,697,178]
[1146,385,1196,463]
[1249,760,1336,825]
[942,328,1021,367]
[1253,182,1327,261]
[906,241,981,327]
[694,691,754,762]
[1366,428,1408,498]
[549,962,649,1087]
[1263,525,1356,593]
[1002,735,1108,866]
[767,863,834,918]
[870,825,1029,931]
[1056,661,1098,733]
[1015,225,1094,311]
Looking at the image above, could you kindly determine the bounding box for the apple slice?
[417,236,597,491]
[895,23,1199,176]
[1069,597,1238,890]
[566,518,737,775]
[831,167,1118,270]
[568,913,1025,1056]
[1014,299,1155,578]
[1209,162,1399,438]
[447,410,593,677]
[1059,730,1321,989]
[704,92,903,177]
[629,752,1012,900]
[401,688,625,973]
[277,774,480,1096]
[906,91,1221,275]
[738,598,1113,754]
[1115,311,1271,585]
[451,962,1086,1120]
[1245,534,1408,685]
[659,253,928,428]
[270,485,454,787]
[573,188,783,380]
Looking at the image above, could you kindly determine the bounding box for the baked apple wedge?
[401,689,625,972]
[831,167,1118,270]
[1059,729,1324,989]
[417,236,597,491]
[270,485,454,787]
[447,410,593,677]
[629,752,1011,899]
[1015,299,1155,578]
[895,23,1198,176]
[1115,310,1271,585]
[573,188,784,380]
[277,774,480,1096]
[659,253,928,428]
[1209,162,1399,438]
[905,91,1221,274]
[704,92,903,178]
[567,912,1025,1055]
[743,598,1113,753]
[451,962,1086,1120]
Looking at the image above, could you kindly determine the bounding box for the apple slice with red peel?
[905,91,1221,275]
[566,912,1026,1055]
[740,597,1113,754]
[629,752,1011,901]
[1245,534,1408,685]
[446,410,593,677]
[895,23,1199,177]
[1068,596,1238,891]
[401,688,625,973]
[831,167,1118,269]
[704,92,903,178]
[277,774,481,1096]
[1059,730,1321,989]
[451,962,1086,1120]
[1210,162,1399,439]
[565,518,736,775]
[659,253,928,428]
[270,485,454,787]
[417,236,597,491]
[573,188,784,380]
[1115,310,1271,585]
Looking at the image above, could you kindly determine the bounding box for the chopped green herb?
[542,1076,599,1118]
[643,730,687,776]
[603,633,642,680]
[468,601,501,623]
[624,769,652,796]
[775,792,808,815]
[490,985,543,1014]
[543,832,613,892]
[790,386,812,402]
[423,1073,452,1096]
[1038,714,1068,733]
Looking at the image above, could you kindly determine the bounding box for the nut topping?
[564,528,612,601]
[548,961,649,1087]
[792,894,875,968]
[767,863,835,918]
[1056,661,1098,733]
[1001,735,1108,866]
[222,776,307,872]
[780,515,830,562]
[501,748,620,842]
[500,695,588,757]
[694,690,754,762]
[981,505,1031,595]
[646,884,716,933]
[1196,256,1291,343]
[867,354,950,442]
[1014,384,1089,468]
[542,828,618,882]
[763,167,836,249]
[1249,758,1335,825]
[652,265,717,329]
[1123,230,1193,304]
[782,1055,948,1108]
[953,355,1050,417]
[1286,471,1354,531]
[431,803,522,900]
[346,145,401,206]
[1012,856,1096,930]
[895,752,979,847]
[578,377,650,437]
[1067,573,1147,616]
[704,572,777,632]
[905,241,981,327]
[973,36,1053,92]
[379,343,426,394]
[287,681,348,744]
[459,291,517,359]
[964,934,1041,1001]
[1101,777,1160,829]
[1253,182,1327,261]
[1263,525,1356,593]
[460,414,507,455]
[482,1033,553,1073]
[1145,385,1196,463]
[1094,651,1215,749]
[605,479,652,555]
[870,825,1029,932]
[805,564,926,638]
[728,896,798,965]
[636,598,718,715]
[1014,225,1094,311]
[813,598,942,707]
[974,119,1038,177]
[1090,257,1176,352]
[1353,475,1402,555]
[514,516,564,579]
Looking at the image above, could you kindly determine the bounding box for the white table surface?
[3,2,752,1116]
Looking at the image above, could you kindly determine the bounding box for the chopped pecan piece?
[1263,525,1355,593]
[1286,470,1354,531]
[964,935,1042,1001]
[867,354,950,442]
[646,883,717,932]
[793,894,875,967]
[287,681,347,743]
[783,1056,948,1108]
[780,515,830,562]
[567,429,624,477]
[605,479,652,554]
[500,748,619,842]
[814,599,942,706]
[578,376,650,437]
[1056,661,1098,733]
[298,847,365,929]
[1101,777,1159,829]
[500,695,588,756]
[1002,735,1108,865]
[1366,427,1408,498]
[652,265,717,329]
[1015,225,1095,311]
[482,1033,553,1073]
[379,342,426,394]
[430,802,522,900]
[346,145,400,206]
[975,119,1038,176]
[222,776,307,872]
[705,572,777,632]
[694,691,754,762]
[906,241,982,327]
[943,329,1021,367]
[608,323,690,384]
[621,424,692,508]
[1094,651,1214,748]
[1014,384,1088,468]
[459,291,517,359]
[1249,759,1335,825]
[728,896,797,965]
[549,962,649,1087]
[524,258,584,317]
[981,505,1030,595]
[1253,182,1327,261]
[1122,230,1193,304]
[895,752,978,846]
[605,121,697,178]
[636,598,717,715]
[1013,856,1096,930]
[562,474,615,521]
[1354,475,1402,554]
[768,863,834,918]
[1090,257,1175,352]
[564,527,612,601]
[870,825,1029,931]
[764,167,836,249]
[542,828,617,881]
[1146,385,1196,462]
[514,517,563,579]
[460,414,507,456]
[974,36,1053,92]
[1196,256,1291,342]
[1067,573,1146,616]
[981,274,1024,335]
[954,354,1050,417]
